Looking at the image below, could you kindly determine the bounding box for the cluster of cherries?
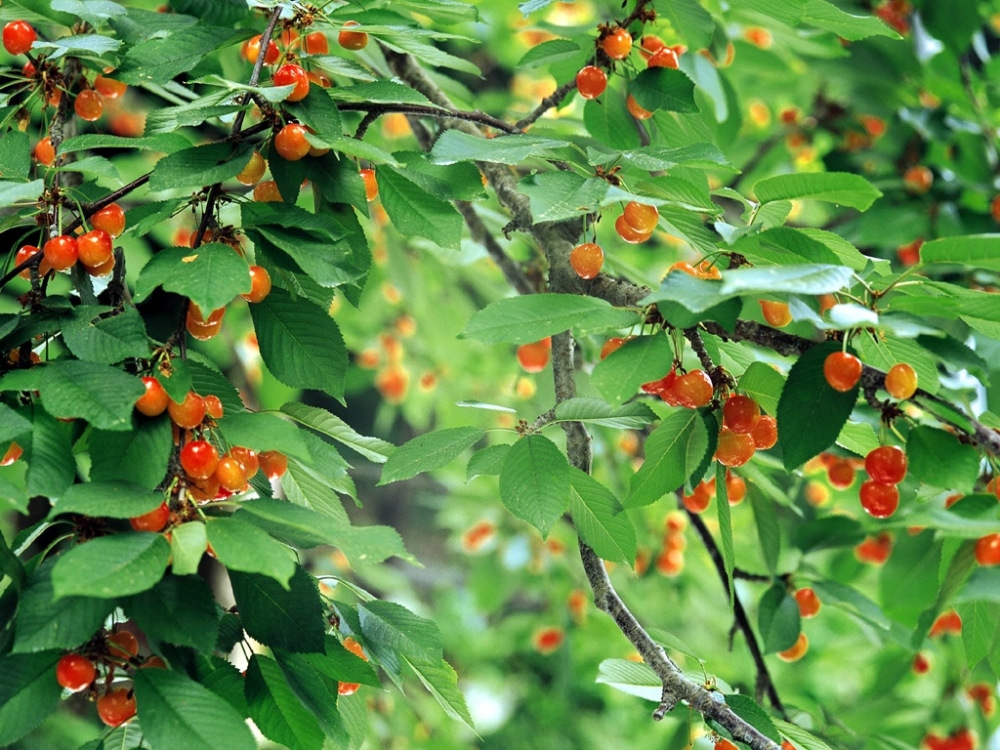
[54,629,165,727]
[568,202,661,281]
[16,203,125,280]
[655,510,688,577]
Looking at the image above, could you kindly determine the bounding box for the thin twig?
[514,79,577,131]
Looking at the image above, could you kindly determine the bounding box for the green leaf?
[378,167,463,250]
[230,566,326,653]
[280,403,394,463]
[217,412,310,462]
[855,334,940,395]
[249,289,348,399]
[206,516,296,586]
[919,235,1000,269]
[62,306,149,365]
[749,485,780,576]
[516,37,582,68]
[238,499,345,549]
[836,421,880,457]
[90,416,172,490]
[126,574,219,652]
[519,172,609,223]
[0,651,62,746]
[811,580,891,632]
[405,655,475,728]
[617,143,732,172]
[758,584,801,653]
[316,637,380,686]
[906,426,980,493]
[0,403,30,444]
[245,655,325,750]
[117,26,248,85]
[328,80,432,106]
[33,33,121,57]
[957,600,1000,668]
[134,668,257,750]
[584,95,640,150]
[658,0,716,49]
[168,0,250,24]
[467,445,511,480]
[738,362,785,416]
[134,244,251,314]
[595,658,661,701]
[170,521,207,577]
[715,463,735,606]
[553,398,657,429]
[359,600,443,671]
[272,651,348,745]
[52,481,164,519]
[880,533,941,625]
[802,0,901,39]
[725,694,781,742]
[0,130,30,179]
[777,342,858,470]
[498,434,570,536]
[429,130,567,165]
[379,427,484,485]
[568,468,636,564]
[752,172,882,211]
[591,335,674,406]
[12,557,114,653]
[774,720,835,750]
[463,294,640,344]
[730,0,805,23]
[149,141,254,192]
[52,533,170,599]
[625,409,708,508]
[59,132,191,155]
[630,68,698,113]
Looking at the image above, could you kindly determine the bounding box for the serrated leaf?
[516,37,582,68]
[625,409,708,508]
[738,362,785,416]
[919,235,1000,268]
[725,694,782,742]
[134,668,257,750]
[630,68,698,113]
[405,655,475,728]
[758,584,801,653]
[90,416,172,490]
[498,434,570,536]
[171,521,207,577]
[62,306,149,365]
[906,426,979,493]
[591,335,675,406]
[463,294,640,344]
[836,421,880,457]
[280,404,393,463]
[245,655,324,750]
[752,172,882,211]
[659,0,716,49]
[230,566,325,653]
[126,574,220,653]
[466,444,511,480]
[59,133,191,155]
[595,658,660,701]
[811,580,891,631]
[749,485,780,576]
[774,720,835,750]
[272,651,348,745]
[568,468,636,564]
[238,499,345,550]
[150,141,254,192]
[0,404,30,444]
[359,600,443,667]
[0,651,62,746]
[429,130,566,165]
[52,481,164,519]
[553,398,657,429]
[216,412,310,461]
[379,427,483,485]
[206,516,296,586]
[777,342,858,470]
[134,244,251,314]
[957,600,1000,668]
[116,26,247,85]
[22,409,75,498]
[715,463,735,606]
[378,167,463,250]
[519,172,608,223]
[51,533,170,599]
[802,0,901,39]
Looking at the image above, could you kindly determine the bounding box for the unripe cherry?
[623,202,659,233]
[884,362,917,400]
[569,242,603,279]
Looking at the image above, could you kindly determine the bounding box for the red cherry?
[823,351,862,392]
[929,609,962,637]
[865,445,907,484]
[135,376,169,417]
[274,123,311,161]
[77,229,113,269]
[722,394,760,434]
[601,27,632,60]
[777,632,808,662]
[215,455,248,492]
[855,532,893,564]
[682,482,712,513]
[623,202,659,233]
[647,47,679,68]
[167,391,206,429]
[230,446,259,477]
[360,169,378,201]
[243,35,280,64]
[254,180,282,202]
[339,21,368,50]
[34,136,55,166]
[259,450,288,479]
[272,63,310,102]
[96,688,136,727]
[74,90,104,122]
[337,636,369,695]
[94,73,127,99]
[715,428,756,467]
[975,533,1000,566]
[56,654,96,691]
[575,65,607,99]
[92,203,126,238]
[725,472,746,504]
[912,651,930,674]
[750,415,778,450]
[43,235,79,271]
[3,21,36,55]
[203,395,224,420]
[673,369,713,409]
[242,265,272,303]
[304,32,329,55]
[14,244,39,279]
[669,261,697,277]
[569,242,604,279]
[903,165,933,194]
[794,587,821,617]
[517,338,551,373]
[130,502,171,532]
[600,337,628,360]
[107,630,139,659]
[1,442,23,466]
[859,480,899,518]
[826,459,855,489]
[180,440,220,480]
[626,93,653,120]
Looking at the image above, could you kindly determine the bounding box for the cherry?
[992,195,1000,224]
[726,472,747,504]
[142,655,167,669]
[230,446,259,477]
[656,548,684,576]
[903,165,933,194]
[600,337,628,360]
[92,203,126,238]
[601,27,633,59]
[576,65,607,99]
[614,214,652,243]
[43,235,79,272]
[623,202,659,233]
[135,376,170,417]
[929,609,962,637]
[360,169,378,201]
[94,73,126,99]
[337,636,369,696]
[912,651,930,674]
[274,123,311,161]
[306,70,332,88]
[750,415,778,450]
[242,265,272,303]
[777,632,808,662]
[3,21,36,55]
[180,439,220,479]
[74,90,104,122]
[254,180,282,202]
[648,47,679,68]
[884,362,917,400]
[108,630,139,659]
[203,395,224,420]
[626,93,653,120]
[854,532,892,564]
[304,31,329,55]
[77,229,113,269]
[794,587,821,618]
[859,480,899,518]
[272,63,310,101]
[865,445,906,484]
[243,35,280,64]
[56,654,96,691]
[669,261,697,276]
[665,510,687,533]
[722,394,760,434]
[34,136,55,166]
[716,428,756,467]
[14,244,39,279]
[186,303,225,341]
[696,260,722,280]
[826,459,855,489]
[97,688,137,727]
[376,366,410,403]
[1,442,22,467]
[642,369,680,406]
[823,351,862,392]
[759,300,792,328]
[259,450,288,479]
[86,255,115,277]
[339,21,368,51]
[517,338,551,373]
[744,27,773,48]
[716,739,739,750]
[237,151,266,186]
[975,533,1000,566]
[682,484,712,513]
[673,369,713,409]
[570,242,604,279]
[130,502,171,532]
[896,238,922,266]
[188,474,221,502]
[168,391,206,429]
[639,35,666,58]
[215,455,248,492]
